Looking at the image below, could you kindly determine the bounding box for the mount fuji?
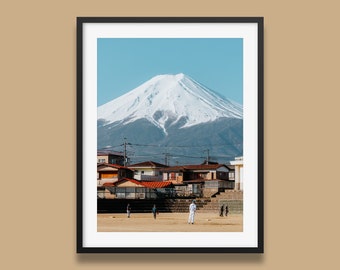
[97,73,243,164]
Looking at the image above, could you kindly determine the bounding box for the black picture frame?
[77,17,263,253]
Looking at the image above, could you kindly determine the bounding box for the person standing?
[188,200,197,224]
[219,204,224,217]
[127,203,131,218]
[225,204,229,217]
[152,204,157,219]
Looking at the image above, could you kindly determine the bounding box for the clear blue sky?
[97,38,243,106]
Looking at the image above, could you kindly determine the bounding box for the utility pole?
[123,137,129,166]
[204,149,210,164]
[163,152,170,166]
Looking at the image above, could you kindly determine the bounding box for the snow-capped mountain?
[97,73,242,135]
[97,73,243,164]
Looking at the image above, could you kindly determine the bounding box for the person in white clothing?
[188,200,197,224]
[126,203,131,218]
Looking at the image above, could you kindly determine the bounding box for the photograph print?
[77,17,263,253]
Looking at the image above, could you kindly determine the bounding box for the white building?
[230,156,243,190]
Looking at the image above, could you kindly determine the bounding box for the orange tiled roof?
[141,181,173,188]
[103,178,173,188]
[102,182,115,187]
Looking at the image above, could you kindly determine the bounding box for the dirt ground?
[97,212,243,232]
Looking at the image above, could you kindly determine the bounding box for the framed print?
[77,17,264,253]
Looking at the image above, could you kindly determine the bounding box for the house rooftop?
[128,161,168,168]
[161,164,229,172]
[97,163,132,170]
[97,151,124,156]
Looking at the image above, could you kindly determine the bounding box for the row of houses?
[97,152,243,199]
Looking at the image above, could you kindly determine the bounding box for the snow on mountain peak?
[97,73,243,134]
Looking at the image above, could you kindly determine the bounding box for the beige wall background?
[1,0,339,269]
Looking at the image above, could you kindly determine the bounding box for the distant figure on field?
[188,200,197,224]
[220,204,224,217]
[127,203,131,218]
[152,204,158,219]
[225,204,229,217]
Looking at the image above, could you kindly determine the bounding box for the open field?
[97,212,243,232]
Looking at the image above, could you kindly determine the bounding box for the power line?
[100,137,242,165]
[129,142,242,148]
[99,141,242,151]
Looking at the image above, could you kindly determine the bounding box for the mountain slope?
[98,117,242,165]
[98,73,242,135]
